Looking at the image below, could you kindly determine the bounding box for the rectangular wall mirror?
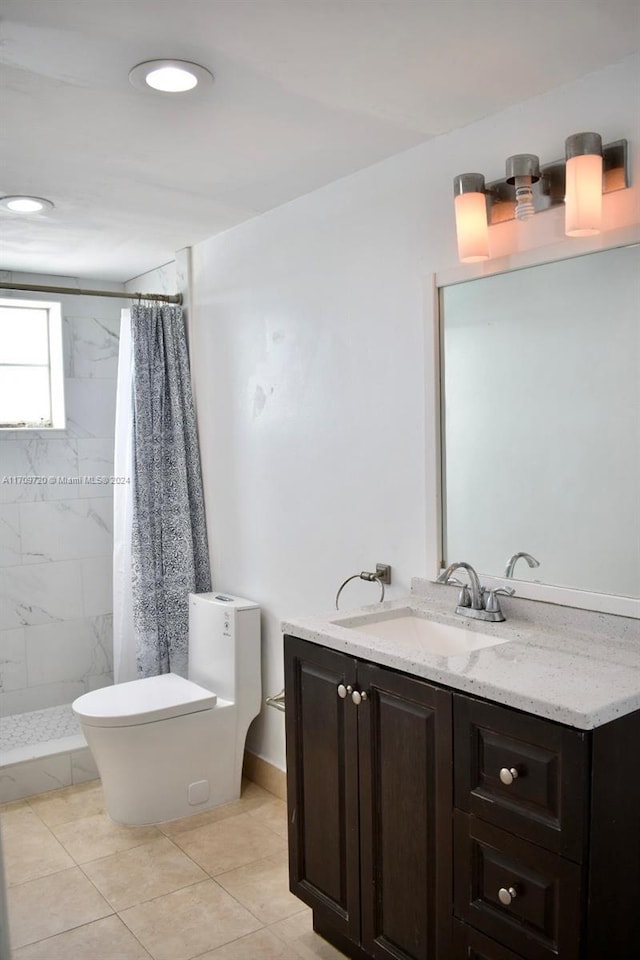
[438,242,639,602]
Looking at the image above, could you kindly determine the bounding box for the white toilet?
[72,593,261,825]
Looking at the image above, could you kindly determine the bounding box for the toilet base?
[82,700,247,825]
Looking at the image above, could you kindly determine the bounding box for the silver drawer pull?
[337,684,353,699]
[351,689,368,705]
[499,766,519,785]
[498,886,518,906]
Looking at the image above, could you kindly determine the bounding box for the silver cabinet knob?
[498,886,518,906]
[499,767,519,785]
[337,684,353,699]
[351,689,368,705]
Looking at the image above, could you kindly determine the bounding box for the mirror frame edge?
[425,223,640,620]
[423,272,443,585]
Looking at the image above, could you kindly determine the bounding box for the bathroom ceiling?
[1,0,638,283]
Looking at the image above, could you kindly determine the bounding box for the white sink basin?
[340,610,510,657]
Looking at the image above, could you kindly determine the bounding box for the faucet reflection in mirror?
[453,133,629,262]
[505,552,540,579]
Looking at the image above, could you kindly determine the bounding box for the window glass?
[0,298,65,429]
[0,366,51,427]
[0,307,50,364]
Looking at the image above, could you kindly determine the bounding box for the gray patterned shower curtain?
[130,302,211,678]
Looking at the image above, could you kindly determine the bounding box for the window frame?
[0,297,66,430]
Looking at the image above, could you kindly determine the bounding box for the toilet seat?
[72,673,217,728]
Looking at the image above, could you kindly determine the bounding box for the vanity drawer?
[454,694,589,860]
[452,919,527,959]
[454,812,582,960]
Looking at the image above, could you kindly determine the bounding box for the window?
[0,298,66,429]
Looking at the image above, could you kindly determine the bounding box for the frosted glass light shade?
[565,133,603,237]
[0,195,54,213]
[146,66,198,92]
[454,192,490,263]
[129,60,214,94]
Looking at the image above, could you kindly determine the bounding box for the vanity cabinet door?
[357,663,452,960]
[284,636,361,943]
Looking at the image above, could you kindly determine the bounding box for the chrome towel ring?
[335,565,391,610]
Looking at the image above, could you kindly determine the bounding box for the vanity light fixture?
[0,195,54,214]
[453,174,490,263]
[128,59,214,94]
[452,133,628,262]
[565,132,603,237]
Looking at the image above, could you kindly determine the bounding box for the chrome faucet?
[505,552,540,578]
[437,560,514,622]
[437,561,484,609]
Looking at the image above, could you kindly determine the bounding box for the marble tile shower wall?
[0,296,121,717]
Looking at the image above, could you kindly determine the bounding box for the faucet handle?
[485,586,515,613]
[457,585,471,608]
[436,572,471,607]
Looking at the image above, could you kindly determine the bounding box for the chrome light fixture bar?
[453,135,629,263]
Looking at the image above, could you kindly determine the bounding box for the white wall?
[0,272,122,715]
[189,55,640,770]
[124,261,177,299]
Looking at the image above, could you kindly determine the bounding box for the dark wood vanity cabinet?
[284,635,453,960]
[284,635,640,960]
[284,638,361,944]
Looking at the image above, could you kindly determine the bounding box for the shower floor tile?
[4,779,347,960]
[0,703,85,766]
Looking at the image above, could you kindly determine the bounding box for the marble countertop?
[282,580,640,730]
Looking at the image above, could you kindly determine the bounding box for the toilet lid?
[72,673,217,727]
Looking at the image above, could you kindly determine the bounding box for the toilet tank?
[188,592,261,704]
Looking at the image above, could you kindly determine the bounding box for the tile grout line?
[157,834,303,944]
[53,826,166,867]
[76,853,209,916]
[112,874,262,960]
[5,781,317,960]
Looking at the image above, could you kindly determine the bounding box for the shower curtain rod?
[0,280,182,305]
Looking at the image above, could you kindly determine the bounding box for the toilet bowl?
[72,593,261,825]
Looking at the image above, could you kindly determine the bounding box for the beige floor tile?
[268,912,348,960]
[196,927,300,959]
[12,914,152,960]
[247,799,289,838]
[292,932,350,960]
[8,866,112,949]
[269,908,314,942]
[51,811,161,862]
[119,879,262,960]
[158,780,274,837]
[0,799,29,818]
[82,836,207,911]
[241,779,278,803]
[27,780,105,827]
[172,812,286,876]
[1,804,74,885]
[0,803,33,830]
[216,854,304,925]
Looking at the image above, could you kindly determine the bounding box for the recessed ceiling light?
[0,195,55,214]
[129,59,213,94]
